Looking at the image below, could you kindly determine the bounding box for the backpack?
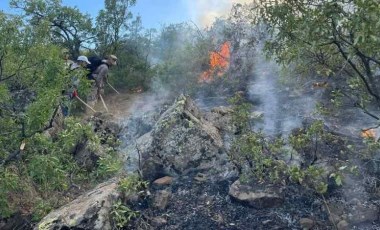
[86,56,104,80]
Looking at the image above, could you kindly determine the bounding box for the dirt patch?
[83,90,147,122]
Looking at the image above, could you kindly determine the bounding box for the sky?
[0,0,252,28]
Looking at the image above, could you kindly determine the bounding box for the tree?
[251,0,380,120]
[96,0,137,55]
[0,11,70,160]
[11,0,95,57]
[0,8,116,220]
[150,23,210,95]
[0,11,77,218]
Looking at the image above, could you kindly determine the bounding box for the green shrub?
[118,174,148,197]
[228,95,348,194]
[28,154,68,191]
[95,150,123,179]
[32,199,53,222]
[0,167,21,218]
[111,199,139,229]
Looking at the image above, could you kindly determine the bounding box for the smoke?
[185,0,253,27]
[249,45,322,137]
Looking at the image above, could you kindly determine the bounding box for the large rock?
[35,179,119,230]
[229,180,284,209]
[204,106,236,133]
[74,142,107,170]
[125,95,237,181]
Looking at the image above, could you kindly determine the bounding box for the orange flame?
[361,129,376,139]
[199,42,230,83]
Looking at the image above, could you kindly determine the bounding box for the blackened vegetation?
[128,174,330,230]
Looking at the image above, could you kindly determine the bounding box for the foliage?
[288,165,328,194]
[228,95,348,194]
[28,153,68,191]
[96,0,136,54]
[58,117,100,152]
[150,23,211,96]
[251,0,380,122]
[94,0,155,91]
[95,150,123,179]
[0,0,148,223]
[228,93,252,133]
[0,167,21,218]
[118,174,147,197]
[11,0,95,57]
[289,120,325,154]
[111,199,139,229]
[108,27,155,90]
[24,117,101,193]
[32,199,53,222]
[0,0,134,220]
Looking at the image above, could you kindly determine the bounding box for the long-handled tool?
[75,95,97,112]
[99,94,109,113]
[107,82,120,94]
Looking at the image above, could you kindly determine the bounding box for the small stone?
[153,176,173,186]
[299,218,315,229]
[153,190,171,210]
[337,220,349,230]
[228,180,284,209]
[194,173,207,182]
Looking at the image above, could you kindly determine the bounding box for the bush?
[0,167,21,218]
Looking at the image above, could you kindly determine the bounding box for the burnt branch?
[134,140,143,178]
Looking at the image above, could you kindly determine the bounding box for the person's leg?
[86,87,98,111]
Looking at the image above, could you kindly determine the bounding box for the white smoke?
[249,45,322,137]
[185,0,253,27]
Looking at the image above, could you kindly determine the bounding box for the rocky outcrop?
[74,142,107,170]
[89,112,122,146]
[124,95,237,182]
[35,179,119,230]
[204,106,235,133]
[72,113,122,170]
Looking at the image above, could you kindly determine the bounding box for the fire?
[361,129,376,139]
[199,42,230,83]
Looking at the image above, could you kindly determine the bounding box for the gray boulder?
[124,95,237,181]
[35,179,119,230]
[229,180,284,209]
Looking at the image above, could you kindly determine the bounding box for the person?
[71,55,91,70]
[61,55,91,116]
[87,54,117,108]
